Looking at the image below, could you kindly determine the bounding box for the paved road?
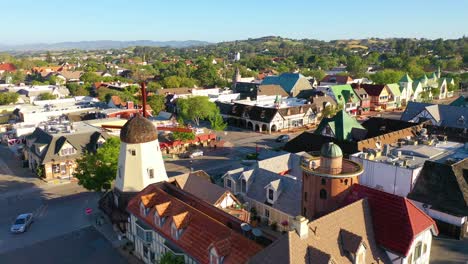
[0,226,127,264]
[0,183,99,254]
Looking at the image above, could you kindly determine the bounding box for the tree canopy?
[177,96,218,126]
[0,92,19,105]
[74,137,120,192]
[36,93,57,101]
[147,94,166,115]
[369,69,405,84]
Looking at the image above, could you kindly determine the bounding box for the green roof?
[387,83,401,97]
[330,84,360,105]
[412,81,421,92]
[314,110,366,141]
[320,142,343,158]
[400,74,413,83]
[449,96,468,107]
[429,72,438,79]
[420,74,428,82]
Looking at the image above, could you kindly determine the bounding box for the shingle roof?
[314,110,366,141]
[249,199,388,264]
[346,184,438,256]
[261,73,311,93]
[321,75,353,84]
[127,183,263,264]
[256,84,289,97]
[401,101,468,129]
[408,160,468,217]
[329,84,360,105]
[360,84,386,96]
[171,171,230,205]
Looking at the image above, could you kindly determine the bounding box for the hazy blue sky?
[3,0,467,44]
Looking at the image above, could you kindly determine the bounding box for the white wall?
[218,193,236,209]
[386,229,434,264]
[410,200,466,227]
[351,154,423,197]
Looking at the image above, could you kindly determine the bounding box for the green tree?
[346,55,366,77]
[147,95,166,115]
[193,60,220,87]
[369,69,405,84]
[74,137,120,192]
[208,108,227,131]
[147,81,162,92]
[46,51,53,63]
[37,93,57,100]
[159,252,184,264]
[0,92,19,105]
[80,72,102,83]
[177,96,217,126]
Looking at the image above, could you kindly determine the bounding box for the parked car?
[276,134,290,142]
[180,149,204,159]
[10,213,33,233]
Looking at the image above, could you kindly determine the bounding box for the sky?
[2,0,467,44]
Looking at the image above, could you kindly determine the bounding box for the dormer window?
[60,147,76,156]
[268,188,274,200]
[458,116,465,125]
[240,178,247,193]
[260,110,266,119]
[140,202,150,216]
[171,222,184,240]
[226,178,232,189]
[154,212,161,226]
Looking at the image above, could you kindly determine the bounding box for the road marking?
[34,204,49,218]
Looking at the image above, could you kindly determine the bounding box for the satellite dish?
[252,228,262,237]
[241,223,251,232]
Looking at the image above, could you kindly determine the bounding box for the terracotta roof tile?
[128,183,263,264]
[0,63,17,72]
[346,184,438,256]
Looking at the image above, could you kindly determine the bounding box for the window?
[210,248,219,264]
[344,179,348,185]
[171,223,180,240]
[118,166,123,178]
[414,242,422,260]
[60,164,66,174]
[226,179,232,188]
[241,179,247,193]
[143,245,149,258]
[60,147,76,156]
[264,208,270,218]
[320,189,327,199]
[321,178,326,185]
[131,149,136,156]
[145,230,153,243]
[154,212,161,226]
[150,251,155,262]
[423,243,427,254]
[148,168,154,179]
[304,191,308,202]
[268,189,274,200]
[52,164,60,174]
[303,207,307,216]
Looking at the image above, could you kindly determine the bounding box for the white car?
[189,150,204,158]
[10,213,33,233]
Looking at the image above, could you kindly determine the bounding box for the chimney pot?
[293,215,309,239]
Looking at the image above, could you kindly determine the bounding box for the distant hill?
[0,40,212,51]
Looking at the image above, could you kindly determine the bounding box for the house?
[0,63,17,74]
[94,71,113,77]
[351,84,371,114]
[400,101,468,129]
[387,83,402,108]
[320,74,353,85]
[249,199,389,264]
[408,159,468,239]
[55,71,83,83]
[399,74,414,105]
[108,95,133,109]
[8,85,70,102]
[314,110,367,141]
[24,121,109,181]
[346,184,439,264]
[260,73,313,97]
[359,84,396,110]
[284,117,426,154]
[126,181,263,264]
[317,84,360,114]
[171,171,249,222]
[217,97,317,133]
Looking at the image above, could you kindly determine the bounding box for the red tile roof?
[345,184,438,256]
[0,63,17,72]
[127,183,263,264]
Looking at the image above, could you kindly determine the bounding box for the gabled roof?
[401,101,468,129]
[58,70,83,80]
[346,184,438,256]
[360,84,386,97]
[400,74,413,83]
[261,73,311,93]
[0,63,17,72]
[256,84,289,97]
[387,83,401,97]
[449,95,468,108]
[408,160,468,217]
[321,75,353,84]
[109,95,127,107]
[329,84,360,104]
[249,199,388,264]
[314,110,366,141]
[127,183,263,264]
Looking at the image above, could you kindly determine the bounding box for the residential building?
[320,75,353,85]
[0,63,17,74]
[217,96,317,133]
[55,70,83,83]
[317,84,360,114]
[260,73,313,97]
[359,84,396,110]
[301,143,363,218]
[4,85,70,102]
[24,121,109,181]
[285,117,426,154]
[127,182,263,264]
[408,159,468,239]
[351,84,371,114]
[346,184,439,264]
[399,74,414,105]
[314,110,366,141]
[401,101,468,129]
[387,83,402,108]
[250,199,389,264]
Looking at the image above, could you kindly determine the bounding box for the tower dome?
[320,142,343,158]
[120,114,158,144]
